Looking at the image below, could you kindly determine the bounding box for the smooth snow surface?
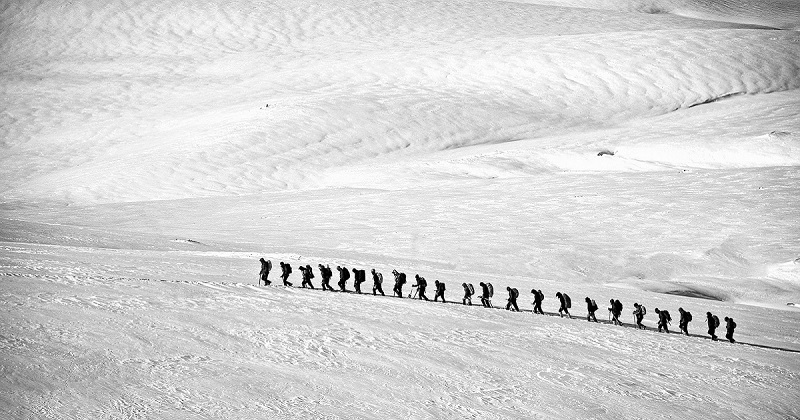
[1,0,799,418]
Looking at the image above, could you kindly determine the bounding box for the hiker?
[632,303,646,329]
[506,287,520,311]
[707,312,719,341]
[654,308,671,333]
[318,264,334,291]
[480,282,492,308]
[413,275,429,300]
[678,307,692,335]
[531,289,544,314]
[280,262,293,287]
[724,317,737,343]
[259,258,272,286]
[585,297,598,322]
[352,268,366,294]
[609,299,623,325]
[462,283,474,305]
[556,292,571,318]
[371,269,385,296]
[298,265,315,289]
[434,280,446,303]
[392,270,407,297]
[336,265,350,291]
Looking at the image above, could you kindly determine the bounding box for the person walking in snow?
[352,268,366,294]
[259,258,272,286]
[413,274,429,301]
[556,292,571,318]
[609,299,623,326]
[531,289,544,314]
[280,262,293,287]
[319,264,334,291]
[632,303,646,329]
[724,317,737,343]
[654,308,671,333]
[462,283,474,305]
[299,265,315,289]
[371,269,385,296]
[585,297,598,322]
[479,282,492,308]
[434,280,446,303]
[336,265,350,292]
[392,270,406,297]
[506,287,520,312]
[707,312,719,341]
[678,307,692,335]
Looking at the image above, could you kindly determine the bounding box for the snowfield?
[1,0,799,418]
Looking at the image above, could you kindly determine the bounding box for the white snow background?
[1,0,800,418]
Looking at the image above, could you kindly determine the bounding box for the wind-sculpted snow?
[1,0,799,202]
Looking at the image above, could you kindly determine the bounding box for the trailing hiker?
[462,283,474,305]
[352,268,366,294]
[506,287,520,312]
[480,282,492,308]
[280,262,293,287]
[678,307,692,335]
[724,317,736,343]
[585,297,598,322]
[301,264,316,289]
[413,275,429,301]
[556,292,571,318]
[434,280,446,303]
[392,270,407,297]
[632,303,646,329]
[259,258,272,286]
[707,312,719,341]
[609,299,623,326]
[531,289,544,314]
[654,308,671,333]
[319,264,334,291]
[371,269,385,296]
[336,265,350,292]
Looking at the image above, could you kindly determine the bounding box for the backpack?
[377,273,383,284]
[664,311,672,323]
[308,268,314,278]
[731,321,736,329]
[512,288,519,299]
[468,283,475,295]
[615,300,623,313]
[266,260,272,271]
[537,290,544,301]
[286,264,292,275]
[564,294,571,308]
[590,299,597,312]
[713,315,720,328]
[641,305,646,316]
[487,283,494,298]
[685,312,692,322]
[342,269,350,280]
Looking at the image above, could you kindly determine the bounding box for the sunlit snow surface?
[1,0,799,418]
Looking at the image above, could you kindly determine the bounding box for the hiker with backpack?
[413,275,430,301]
[531,289,544,314]
[678,307,692,335]
[352,268,366,294]
[392,270,406,297]
[319,264,334,291]
[371,269,385,296]
[609,299,623,325]
[556,292,571,318]
[480,282,493,308]
[506,287,520,311]
[299,264,315,289]
[724,317,737,343]
[336,266,350,291]
[259,258,272,286]
[632,303,646,329]
[280,262,293,287]
[654,308,671,333]
[707,312,719,341]
[462,283,474,305]
[434,280,446,303]
[585,297,598,322]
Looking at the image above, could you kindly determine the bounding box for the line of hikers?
[259,258,738,343]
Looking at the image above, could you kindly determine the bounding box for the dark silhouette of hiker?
[259,258,272,286]
[609,299,623,325]
[506,287,520,311]
[280,262,293,286]
[654,308,671,333]
[479,282,492,308]
[632,303,646,329]
[531,289,544,314]
[352,268,366,294]
[462,283,474,305]
[336,266,350,291]
[298,265,315,289]
[724,317,737,343]
[556,292,571,318]
[585,297,598,322]
[392,270,406,297]
[413,275,429,300]
[434,280,446,302]
[678,307,692,335]
[371,269,385,296]
[318,264,334,291]
[707,312,719,341]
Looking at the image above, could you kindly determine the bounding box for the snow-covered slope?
[1,0,799,417]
